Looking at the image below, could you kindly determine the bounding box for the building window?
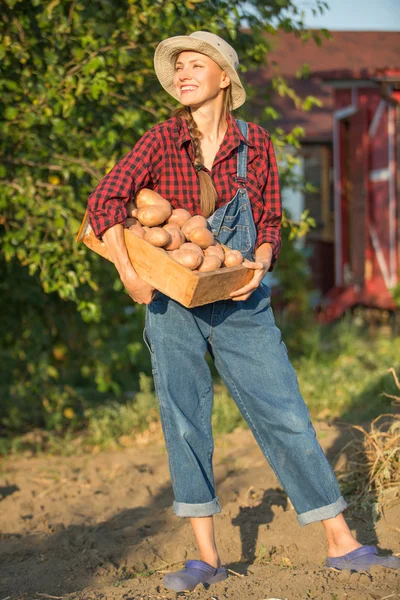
[303,145,334,243]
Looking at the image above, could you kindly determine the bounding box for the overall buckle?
[234,176,247,187]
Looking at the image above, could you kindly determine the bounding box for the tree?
[0,0,328,436]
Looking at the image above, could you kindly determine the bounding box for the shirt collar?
[176,113,255,150]
[227,112,255,150]
[176,115,192,148]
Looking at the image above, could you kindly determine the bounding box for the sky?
[297,0,400,30]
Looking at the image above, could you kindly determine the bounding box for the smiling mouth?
[180,86,198,93]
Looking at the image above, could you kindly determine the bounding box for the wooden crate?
[76,212,254,308]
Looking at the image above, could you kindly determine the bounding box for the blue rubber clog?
[163,559,228,591]
[325,545,400,572]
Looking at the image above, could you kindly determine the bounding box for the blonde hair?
[173,87,232,218]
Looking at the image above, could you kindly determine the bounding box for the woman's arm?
[87,129,161,304]
[102,223,155,305]
[255,242,273,266]
[87,129,159,239]
[254,133,282,271]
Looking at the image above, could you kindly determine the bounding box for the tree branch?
[68,0,76,26]
[64,43,137,76]
[35,181,63,189]
[65,45,114,77]
[2,158,64,172]
[2,155,102,182]
[12,16,25,44]
[3,180,25,194]
[53,154,102,180]
[108,92,130,102]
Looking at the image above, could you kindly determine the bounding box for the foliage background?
[4,0,381,450]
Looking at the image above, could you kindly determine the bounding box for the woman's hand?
[229,243,273,301]
[102,223,155,304]
[121,265,156,305]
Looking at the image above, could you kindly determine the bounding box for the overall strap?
[235,119,249,184]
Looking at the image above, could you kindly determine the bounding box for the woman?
[87,31,399,591]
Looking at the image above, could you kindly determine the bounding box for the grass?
[293,319,400,422]
[2,318,400,457]
[336,367,400,509]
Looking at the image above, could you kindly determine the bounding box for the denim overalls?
[144,120,347,526]
[206,120,257,261]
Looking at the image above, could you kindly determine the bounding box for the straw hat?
[154,31,246,110]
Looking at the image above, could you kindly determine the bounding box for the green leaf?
[4,106,18,120]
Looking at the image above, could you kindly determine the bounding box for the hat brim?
[154,36,246,110]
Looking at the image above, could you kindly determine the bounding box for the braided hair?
[173,87,232,218]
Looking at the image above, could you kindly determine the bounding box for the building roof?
[246,31,400,142]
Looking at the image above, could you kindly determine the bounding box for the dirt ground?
[0,423,399,600]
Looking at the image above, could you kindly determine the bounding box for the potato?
[181,215,208,240]
[205,243,224,262]
[136,188,165,207]
[180,242,204,256]
[167,208,192,228]
[128,224,145,239]
[144,227,171,247]
[124,217,139,228]
[137,205,171,227]
[163,224,185,250]
[197,255,222,272]
[172,249,203,270]
[136,188,172,212]
[223,250,244,267]
[126,200,138,218]
[189,227,215,249]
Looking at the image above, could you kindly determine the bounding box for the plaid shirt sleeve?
[87,130,160,239]
[255,134,282,271]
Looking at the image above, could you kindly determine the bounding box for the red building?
[321,68,399,321]
[250,31,400,321]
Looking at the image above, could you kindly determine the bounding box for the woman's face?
[173,51,230,107]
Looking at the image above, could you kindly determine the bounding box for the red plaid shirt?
[87,112,282,269]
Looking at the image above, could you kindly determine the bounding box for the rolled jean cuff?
[297,495,348,527]
[173,497,222,517]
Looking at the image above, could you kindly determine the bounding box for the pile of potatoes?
[124,188,244,273]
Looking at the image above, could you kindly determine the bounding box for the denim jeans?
[145,284,347,526]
